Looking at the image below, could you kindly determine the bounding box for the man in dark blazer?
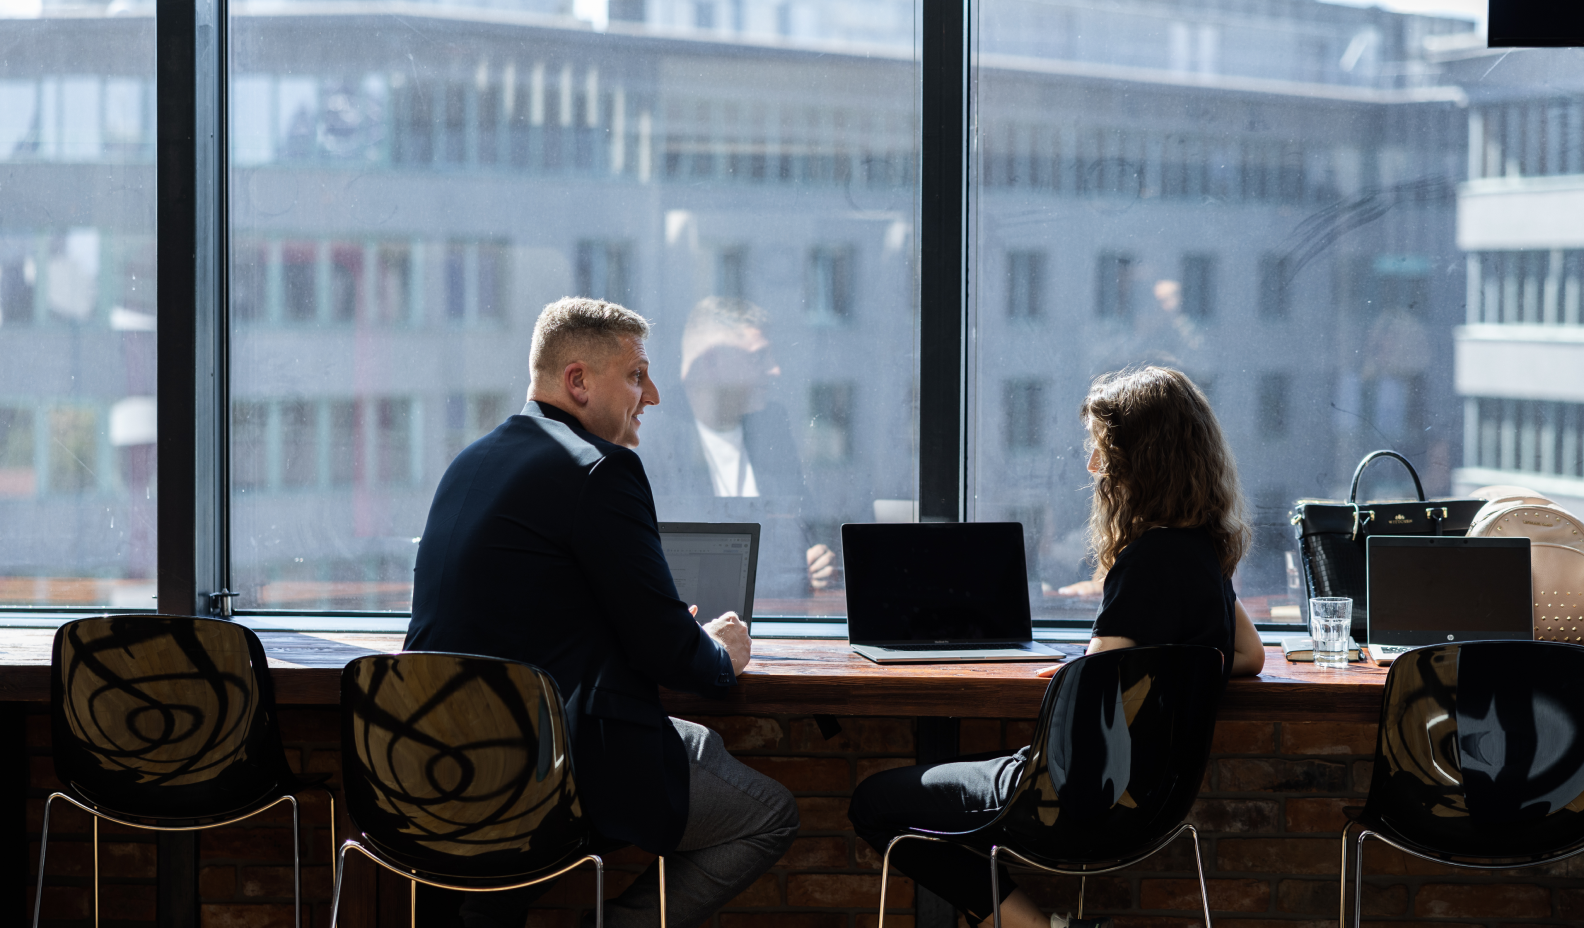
[405,297,798,928]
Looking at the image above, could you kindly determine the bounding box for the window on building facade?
[717,246,747,300]
[1258,373,1290,438]
[808,383,855,464]
[1258,254,1290,320]
[807,245,854,322]
[0,12,156,608]
[1096,252,1133,318]
[576,240,633,306]
[1007,250,1044,319]
[1181,253,1215,319]
[1003,379,1045,450]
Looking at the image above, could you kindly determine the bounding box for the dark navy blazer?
[404,400,736,854]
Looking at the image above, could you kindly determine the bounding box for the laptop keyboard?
[878,642,1034,651]
[1373,645,1411,654]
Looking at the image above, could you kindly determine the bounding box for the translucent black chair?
[876,645,1225,928]
[333,652,624,928]
[38,615,330,928]
[1342,641,1584,928]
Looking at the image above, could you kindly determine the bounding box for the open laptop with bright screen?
[659,522,760,630]
[1365,535,1532,655]
[842,522,1063,663]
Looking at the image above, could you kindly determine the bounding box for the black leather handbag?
[1290,450,1486,633]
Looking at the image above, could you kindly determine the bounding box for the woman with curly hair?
[848,366,1264,928]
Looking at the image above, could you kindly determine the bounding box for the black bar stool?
[36,614,332,928]
[333,651,651,927]
[874,645,1225,928]
[1342,640,1584,928]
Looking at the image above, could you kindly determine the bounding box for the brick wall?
[21,707,1584,927]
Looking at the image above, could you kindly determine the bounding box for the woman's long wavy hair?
[1083,366,1251,578]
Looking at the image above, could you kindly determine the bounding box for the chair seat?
[348,827,595,891]
[64,770,331,829]
[1356,806,1584,869]
[914,817,1193,873]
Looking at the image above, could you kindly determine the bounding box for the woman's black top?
[1090,526,1236,679]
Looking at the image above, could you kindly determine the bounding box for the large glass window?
[228,1,921,617]
[0,5,157,609]
[969,0,1546,627]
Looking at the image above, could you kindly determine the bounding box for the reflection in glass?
[969,1,1582,625]
[229,2,920,616]
[0,7,156,608]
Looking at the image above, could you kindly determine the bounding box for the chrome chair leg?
[327,790,338,887]
[990,846,1003,928]
[93,814,100,928]
[411,877,417,928]
[1337,823,1351,928]
[1077,874,1087,919]
[286,795,301,928]
[32,793,59,928]
[1352,830,1374,928]
[1186,824,1212,928]
[329,840,353,928]
[878,833,944,928]
[659,854,667,928]
[592,854,606,928]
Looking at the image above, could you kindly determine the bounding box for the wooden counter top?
[0,631,1389,722]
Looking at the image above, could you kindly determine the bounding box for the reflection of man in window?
[644,297,835,595]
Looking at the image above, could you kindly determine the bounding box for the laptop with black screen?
[842,522,1064,663]
[1365,535,1532,660]
[658,522,760,631]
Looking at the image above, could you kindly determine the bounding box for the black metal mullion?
[156,0,227,622]
[919,0,970,523]
[155,0,226,915]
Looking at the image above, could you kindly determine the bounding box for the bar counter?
[0,629,1386,720]
[19,629,1584,928]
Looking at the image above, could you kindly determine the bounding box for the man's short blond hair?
[681,296,771,378]
[530,297,651,385]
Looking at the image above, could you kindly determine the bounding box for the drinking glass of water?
[1309,597,1352,669]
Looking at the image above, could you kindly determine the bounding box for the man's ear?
[563,361,590,406]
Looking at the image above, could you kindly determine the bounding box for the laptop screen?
[1366,536,1532,645]
[842,522,1033,643]
[659,523,759,627]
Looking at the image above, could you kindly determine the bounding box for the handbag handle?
[1348,450,1425,503]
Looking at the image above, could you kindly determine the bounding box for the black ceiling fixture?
[1489,0,1584,47]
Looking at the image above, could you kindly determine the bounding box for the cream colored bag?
[1468,485,1584,642]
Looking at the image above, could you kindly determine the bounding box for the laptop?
[1365,535,1532,662]
[659,522,761,630]
[842,522,1064,663]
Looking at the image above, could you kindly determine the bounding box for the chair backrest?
[992,645,1224,866]
[51,615,293,821]
[1364,641,1584,861]
[340,652,588,885]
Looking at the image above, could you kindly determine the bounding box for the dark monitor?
[842,522,1033,643]
[1490,1,1584,47]
[1366,536,1532,646]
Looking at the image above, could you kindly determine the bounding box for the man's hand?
[806,544,836,590]
[1051,578,1104,598]
[702,612,751,676]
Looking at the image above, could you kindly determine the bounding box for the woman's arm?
[1230,599,1264,676]
[1086,635,1135,655]
[1035,634,1134,677]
